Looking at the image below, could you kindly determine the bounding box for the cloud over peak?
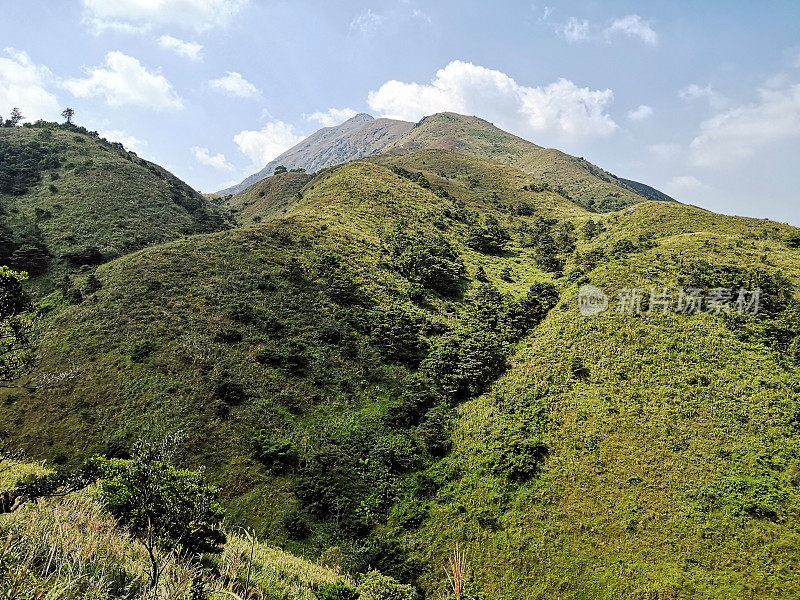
[305,108,358,127]
[233,121,305,166]
[367,60,617,142]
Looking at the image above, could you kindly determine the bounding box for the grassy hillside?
[2,147,800,598]
[404,206,800,598]
[0,122,229,294]
[387,113,675,212]
[226,170,313,224]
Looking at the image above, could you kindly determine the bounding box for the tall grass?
[0,485,344,599]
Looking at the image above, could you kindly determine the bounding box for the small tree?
[274,165,288,174]
[61,107,75,125]
[8,107,23,126]
[97,436,226,591]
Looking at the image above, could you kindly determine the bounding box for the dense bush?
[316,581,361,600]
[388,231,465,296]
[465,215,510,254]
[96,439,225,589]
[489,396,550,482]
[358,570,418,600]
[422,283,558,401]
[370,307,427,365]
[519,217,572,272]
[0,139,62,195]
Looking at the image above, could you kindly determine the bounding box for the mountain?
[384,112,675,211]
[222,112,674,212]
[0,122,229,294]
[4,139,800,599]
[219,113,413,195]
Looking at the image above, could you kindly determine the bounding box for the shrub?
[97,439,226,590]
[214,380,247,405]
[612,238,637,256]
[283,511,311,540]
[514,200,535,216]
[422,325,507,400]
[252,433,296,471]
[389,231,465,296]
[358,570,418,600]
[317,581,360,600]
[786,232,800,249]
[370,307,427,365]
[489,398,550,482]
[465,216,509,254]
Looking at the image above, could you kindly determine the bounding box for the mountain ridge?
[221,111,675,212]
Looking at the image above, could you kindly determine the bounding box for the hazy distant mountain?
[219,113,413,194]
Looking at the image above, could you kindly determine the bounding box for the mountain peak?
[347,112,374,122]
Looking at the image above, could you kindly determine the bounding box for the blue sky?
[2,1,799,224]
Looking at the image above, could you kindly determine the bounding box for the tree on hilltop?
[61,107,75,125]
[7,108,23,127]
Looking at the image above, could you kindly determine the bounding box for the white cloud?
[305,107,358,127]
[233,121,305,166]
[648,143,681,160]
[350,9,384,36]
[0,48,59,121]
[63,52,183,109]
[101,129,146,153]
[158,35,203,60]
[192,146,234,170]
[666,175,711,194]
[367,60,617,142]
[679,84,728,111]
[604,15,657,46]
[558,17,590,43]
[627,104,653,121]
[209,71,259,98]
[689,83,800,167]
[81,0,249,34]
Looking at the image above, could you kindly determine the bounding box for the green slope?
[226,170,313,224]
[2,148,800,598]
[0,122,229,294]
[387,112,675,212]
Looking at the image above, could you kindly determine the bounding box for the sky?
[2,1,800,224]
